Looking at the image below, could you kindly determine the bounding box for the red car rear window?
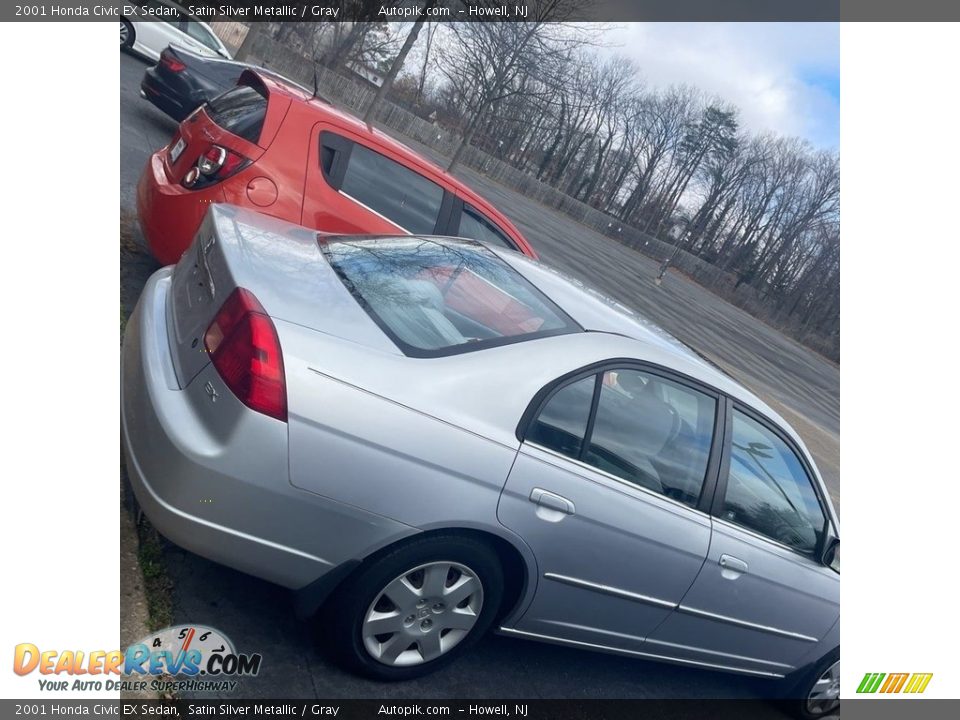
[206,85,267,144]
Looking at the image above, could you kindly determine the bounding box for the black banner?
[4,699,960,720]
[8,0,960,23]
[0,698,818,719]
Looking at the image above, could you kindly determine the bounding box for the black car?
[141,46,320,122]
[140,46,247,121]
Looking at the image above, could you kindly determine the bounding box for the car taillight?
[159,51,185,73]
[182,144,250,189]
[204,288,286,422]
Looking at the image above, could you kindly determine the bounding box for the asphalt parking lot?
[119,51,838,711]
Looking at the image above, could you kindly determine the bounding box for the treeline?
[255,13,840,359]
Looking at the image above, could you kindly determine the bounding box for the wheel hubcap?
[362,561,484,667]
[806,660,840,715]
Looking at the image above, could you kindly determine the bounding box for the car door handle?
[530,488,576,515]
[719,554,748,574]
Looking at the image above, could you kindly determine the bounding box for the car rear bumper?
[121,267,414,589]
[136,150,225,266]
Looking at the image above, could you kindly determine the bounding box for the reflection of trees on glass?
[322,238,578,354]
[723,498,812,550]
[733,439,804,519]
[725,410,824,554]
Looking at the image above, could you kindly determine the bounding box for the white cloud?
[601,23,839,149]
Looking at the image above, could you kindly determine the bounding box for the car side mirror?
[822,538,839,573]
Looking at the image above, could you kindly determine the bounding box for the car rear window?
[206,85,267,144]
[321,237,581,357]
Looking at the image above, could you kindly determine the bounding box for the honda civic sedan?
[121,205,839,718]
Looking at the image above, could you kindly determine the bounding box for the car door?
[646,404,840,675]
[497,364,723,654]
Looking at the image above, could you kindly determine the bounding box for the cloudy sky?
[602,23,840,150]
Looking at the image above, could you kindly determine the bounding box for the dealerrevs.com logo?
[13,625,261,693]
[856,672,933,694]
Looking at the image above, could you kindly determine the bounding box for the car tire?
[781,648,841,719]
[321,535,504,681]
[120,20,135,50]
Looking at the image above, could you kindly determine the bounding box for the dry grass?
[120,207,143,257]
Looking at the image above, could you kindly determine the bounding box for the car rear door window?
[456,205,516,250]
[721,410,826,554]
[340,144,444,235]
[583,370,717,507]
[526,376,597,459]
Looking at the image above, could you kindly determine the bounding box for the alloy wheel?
[806,659,840,715]
[119,22,129,46]
[362,561,484,667]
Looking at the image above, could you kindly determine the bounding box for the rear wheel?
[120,20,134,49]
[783,650,840,719]
[322,535,503,680]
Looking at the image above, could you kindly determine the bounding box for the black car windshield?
[321,237,582,357]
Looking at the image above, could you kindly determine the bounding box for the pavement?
[119,51,837,709]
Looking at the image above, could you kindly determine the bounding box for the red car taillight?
[159,50,186,73]
[182,145,251,189]
[204,288,287,422]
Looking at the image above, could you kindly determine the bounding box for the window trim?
[710,401,833,560]
[517,358,726,513]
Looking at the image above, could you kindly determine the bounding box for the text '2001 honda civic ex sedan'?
[120,205,839,719]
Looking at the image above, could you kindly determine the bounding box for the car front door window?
[456,205,516,251]
[721,410,826,554]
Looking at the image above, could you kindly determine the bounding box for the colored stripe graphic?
[857,672,932,694]
[880,673,909,693]
[857,673,885,693]
[904,673,933,694]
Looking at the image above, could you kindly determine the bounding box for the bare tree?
[415,21,437,106]
[437,2,589,171]
[362,2,437,123]
[352,16,839,356]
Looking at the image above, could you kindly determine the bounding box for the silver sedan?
[121,205,839,718]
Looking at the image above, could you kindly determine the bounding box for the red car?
[137,70,536,266]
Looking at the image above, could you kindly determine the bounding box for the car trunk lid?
[167,205,400,389]
[167,215,237,388]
